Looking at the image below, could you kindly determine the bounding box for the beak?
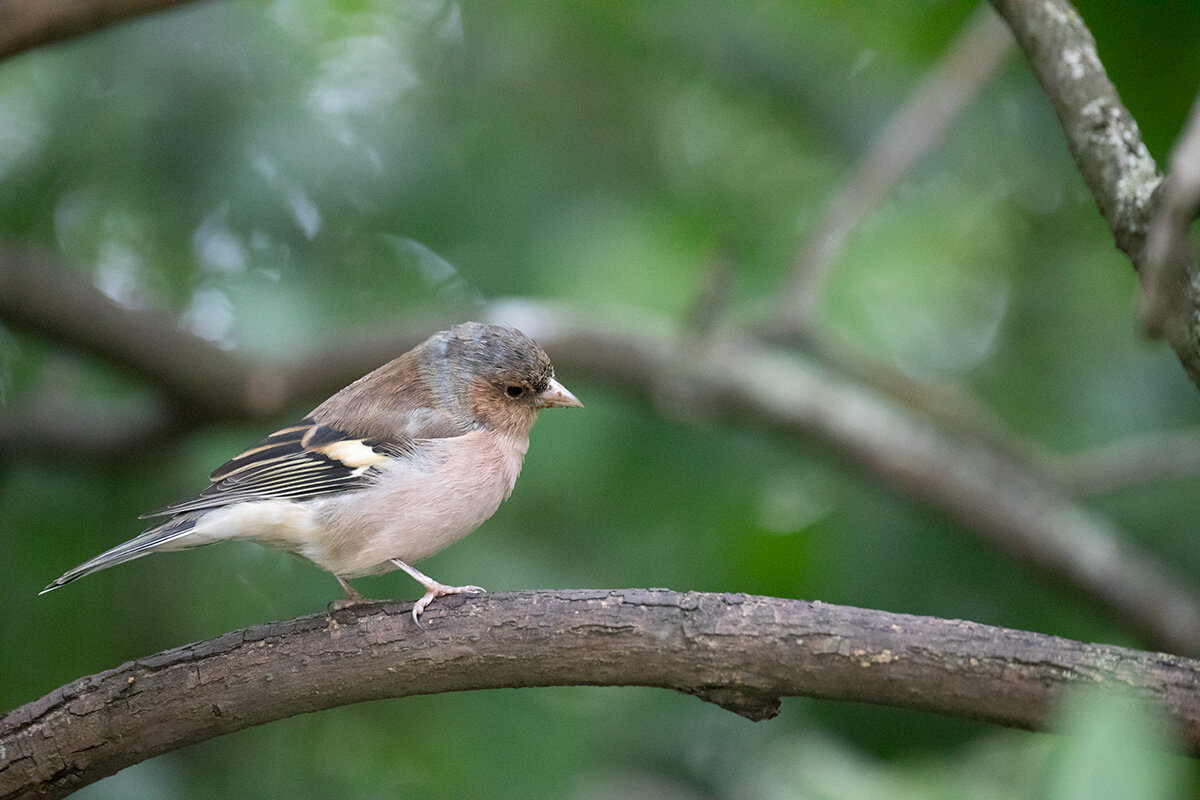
[536,377,583,409]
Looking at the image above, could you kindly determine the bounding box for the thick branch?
[0,0,203,62]
[991,0,1159,261]
[4,589,1200,799]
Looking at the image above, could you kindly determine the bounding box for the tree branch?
[0,246,435,426]
[0,248,259,421]
[1052,429,1200,495]
[1142,91,1200,346]
[991,0,1160,261]
[4,589,1200,799]
[511,305,1200,657]
[991,0,1200,386]
[3,7,1199,795]
[0,0,203,62]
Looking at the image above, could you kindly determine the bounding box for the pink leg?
[391,558,485,625]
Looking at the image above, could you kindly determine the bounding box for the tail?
[40,516,200,594]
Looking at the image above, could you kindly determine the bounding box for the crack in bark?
[6,589,1200,799]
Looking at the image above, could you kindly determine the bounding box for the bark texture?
[5,589,1200,799]
[992,0,1200,384]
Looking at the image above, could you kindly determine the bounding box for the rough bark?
[992,0,1200,385]
[5,589,1200,799]
[992,0,1159,261]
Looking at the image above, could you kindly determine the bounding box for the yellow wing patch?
[308,438,391,470]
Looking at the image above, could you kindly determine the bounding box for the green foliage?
[1036,686,1189,800]
[3,1,1200,796]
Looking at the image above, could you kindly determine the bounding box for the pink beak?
[536,378,583,409]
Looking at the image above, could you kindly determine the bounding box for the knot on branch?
[688,686,782,722]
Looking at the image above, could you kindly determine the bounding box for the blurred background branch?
[992,0,1200,387]
[1052,429,1200,495]
[1141,91,1200,346]
[772,5,1014,336]
[5,253,1200,656]
[0,246,254,420]
[4,0,1200,796]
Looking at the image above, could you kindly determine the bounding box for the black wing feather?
[141,418,414,518]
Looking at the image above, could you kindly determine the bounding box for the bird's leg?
[327,575,370,613]
[337,575,365,601]
[391,558,485,625]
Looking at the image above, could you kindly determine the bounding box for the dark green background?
[3,2,1200,797]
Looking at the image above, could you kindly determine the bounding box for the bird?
[41,322,582,623]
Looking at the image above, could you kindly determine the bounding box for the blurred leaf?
[1034,685,1189,800]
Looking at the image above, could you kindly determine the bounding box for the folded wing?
[141,417,423,517]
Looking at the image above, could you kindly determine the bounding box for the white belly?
[301,428,528,577]
[186,499,321,548]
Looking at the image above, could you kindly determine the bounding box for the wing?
[141,417,419,518]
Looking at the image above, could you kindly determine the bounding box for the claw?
[391,558,485,625]
[411,582,486,625]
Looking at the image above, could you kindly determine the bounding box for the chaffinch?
[42,322,582,622]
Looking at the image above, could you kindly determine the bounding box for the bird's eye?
[506,385,525,398]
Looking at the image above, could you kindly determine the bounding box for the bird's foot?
[391,558,485,625]
[327,576,374,615]
[327,596,372,614]
[411,581,486,625]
